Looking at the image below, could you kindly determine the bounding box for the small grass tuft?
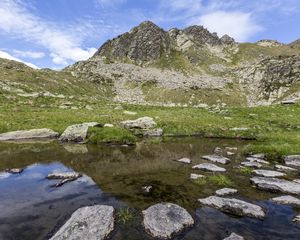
[192,178,207,186]
[239,167,252,175]
[117,207,135,224]
[208,175,234,187]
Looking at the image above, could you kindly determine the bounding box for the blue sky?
[0,0,299,69]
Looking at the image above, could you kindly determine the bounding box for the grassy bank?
[0,94,300,159]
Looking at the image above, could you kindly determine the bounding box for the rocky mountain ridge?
[1,21,300,107]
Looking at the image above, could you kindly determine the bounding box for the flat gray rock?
[0,128,59,141]
[251,177,300,195]
[275,165,297,171]
[192,163,226,172]
[241,161,262,168]
[252,170,286,178]
[190,173,205,180]
[50,205,114,240]
[120,117,156,130]
[216,188,238,196]
[223,233,245,240]
[59,122,100,142]
[249,153,265,159]
[47,172,82,187]
[246,157,269,165]
[176,158,192,164]
[5,168,23,174]
[198,196,265,219]
[142,203,194,239]
[271,195,300,206]
[202,155,230,164]
[285,155,300,167]
[143,128,163,137]
[293,215,300,224]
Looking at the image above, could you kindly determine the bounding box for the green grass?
[208,175,234,187]
[192,178,207,186]
[239,167,253,175]
[116,208,135,224]
[88,127,136,144]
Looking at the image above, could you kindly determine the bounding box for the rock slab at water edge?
[142,203,194,239]
[293,215,300,224]
[271,195,300,206]
[216,188,238,196]
[251,177,300,195]
[252,170,286,178]
[59,122,100,142]
[192,163,226,172]
[202,155,230,164]
[120,117,156,130]
[47,172,82,187]
[198,196,265,219]
[50,205,114,240]
[240,162,262,168]
[285,155,300,167]
[275,165,297,171]
[0,128,59,141]
[223,233,245,240]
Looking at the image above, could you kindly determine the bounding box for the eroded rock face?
[252,170,286,178]
[142,203,194,239]
[202,155,230,165]
[192,163,226,172]
[251,177,300,195]
[285,155,300,167]
[59,122,100,142]
[198,196,265,219]
[120,117,156,130]
[50,205,114,240]
[223,233,245,240]
[215,188,238,197]
[0,128,59,141]
[272,195,300,206]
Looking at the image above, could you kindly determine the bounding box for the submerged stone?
[142,203,194,239]
[202,155,230,164]
[47,172,82,187]
[198,196,265,219]
[215,188,238,196]
[271,195,300,206]
[252,170,286,178]
[0,128,59,141]
[251,177,300,195]
[50,205,114,240]
[285,155,300,167]
[223,233,245,240]
[192,163,226,172]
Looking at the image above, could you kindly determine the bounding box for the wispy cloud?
[0,0,98,66]
[0,50,39,69]
[13,50,45,59]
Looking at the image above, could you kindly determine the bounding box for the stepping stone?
[293,215,300,224]
[271,195,300,206]
[50,205,114,240]
[5,168,23,174]
[215,188,238,196]
[275,165,297,171]
[246,157,269,165]
[285,155,300,167]
[142,203,194,239]
[198,196,265,219]
[251,177,300,195]
[202,155,230,164]
[47,172,82,187]
[190,173,205,180]
[241,162,262,168]
[249,153,265,159]
[176,158,192,164]
[223,233,245,240]
[0,128,59,141]
[252,170,286,178]
[192,163,226,172]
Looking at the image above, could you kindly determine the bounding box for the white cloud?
[195,11,263,42]
[96,0,125,8]
[0,0,97,66]
[13,50,45,59]
[0,50,39,69]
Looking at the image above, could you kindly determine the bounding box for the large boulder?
[50,205,114,240]
[285,155,300,167]
[251,177,300,195]
[202,155,230,164]
[120,117,156,130]
[198,196,265,219]
[0,128,59,141]
[142,203,194,239]
[59,122,100,142]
